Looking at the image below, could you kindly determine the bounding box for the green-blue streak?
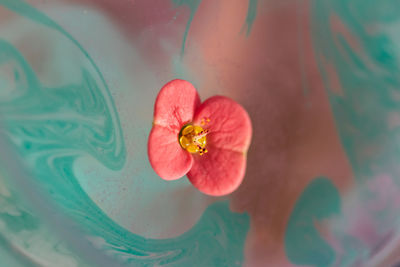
[172,0,202,56]
[286,0,400,266]
[0,1,250,266]
[242,0,258,36]
[173,0,258,56]
[285,178,340,267]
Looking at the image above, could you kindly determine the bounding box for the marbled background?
[1,0,400,266]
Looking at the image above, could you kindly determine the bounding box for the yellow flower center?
[179,124,209,155]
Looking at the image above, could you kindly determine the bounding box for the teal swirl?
[312,0,400,262]
[0,1,249,266]
[285,1,400,266]
[242,0,258,36]
[285,178,340,267]
[173,0,258,55]
[310,0,400,183]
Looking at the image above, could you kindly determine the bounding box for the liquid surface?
[1,0,400,266]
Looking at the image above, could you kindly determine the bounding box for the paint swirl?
[0,1,249,266]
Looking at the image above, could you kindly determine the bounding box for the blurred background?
[1,0,400,266]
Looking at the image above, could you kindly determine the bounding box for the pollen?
[179,124,209,155]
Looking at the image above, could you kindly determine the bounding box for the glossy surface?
[1,0,400,266]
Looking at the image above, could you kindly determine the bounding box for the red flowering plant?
[148,80,252,196]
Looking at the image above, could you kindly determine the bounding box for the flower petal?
[187,145,247,196]
[153,79,201,131]
[148,125,193,180]
[193,96,252,153]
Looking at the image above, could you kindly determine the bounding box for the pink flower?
[148,79,252,196]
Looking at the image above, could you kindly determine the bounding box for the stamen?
[179,124,209,155]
